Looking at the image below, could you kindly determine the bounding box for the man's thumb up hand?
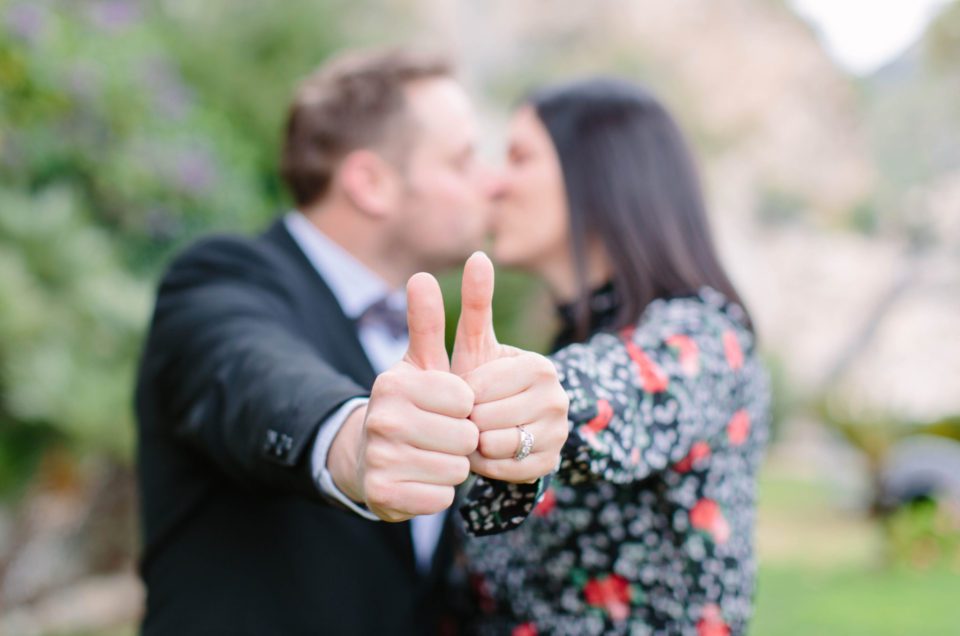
[404,272,450,372]
[344,272,478,522]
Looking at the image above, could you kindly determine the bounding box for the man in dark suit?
[134,48,568,635]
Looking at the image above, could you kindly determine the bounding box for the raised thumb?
[404,272,449,372]
[451,251,498,375]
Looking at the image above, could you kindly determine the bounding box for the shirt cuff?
[311,397,380,521]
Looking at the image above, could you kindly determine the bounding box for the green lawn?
[753,565,960,635]
[751,466,960,635]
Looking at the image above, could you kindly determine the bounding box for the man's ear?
[337,150,402,219]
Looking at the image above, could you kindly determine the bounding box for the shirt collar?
[283,211,402,319]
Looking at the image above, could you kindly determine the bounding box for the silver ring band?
[514,426,534,461]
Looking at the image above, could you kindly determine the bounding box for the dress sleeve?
[462,301,754,534]
[552,318,738,485]
[458,476,547,537]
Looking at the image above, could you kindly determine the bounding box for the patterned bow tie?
[356,296,408,340]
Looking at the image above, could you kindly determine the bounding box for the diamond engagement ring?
[514,426,534,461]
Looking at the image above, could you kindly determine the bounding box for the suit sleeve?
[138,237,368,497]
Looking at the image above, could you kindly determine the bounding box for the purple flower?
[141,58,193,120]
[4,3,48,43]
[84,0,140,31]
[68,63,102,101]
[172,146,217,194]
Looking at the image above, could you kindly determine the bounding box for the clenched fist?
[452,252,569,484]
[328,273,478,521]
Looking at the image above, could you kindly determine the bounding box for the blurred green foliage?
[0,0,544,492]
[885,497,960,571]
[0,0,354,474]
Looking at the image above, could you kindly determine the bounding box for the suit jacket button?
[264,429,279,453]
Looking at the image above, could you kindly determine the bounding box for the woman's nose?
[480,166,507,200]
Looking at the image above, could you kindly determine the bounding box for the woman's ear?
[338,149,403,219]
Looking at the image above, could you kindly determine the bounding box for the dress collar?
[552,281,621,351]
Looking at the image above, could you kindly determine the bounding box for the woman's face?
[491,105,570,273]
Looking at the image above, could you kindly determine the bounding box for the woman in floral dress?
[459,78,771,635]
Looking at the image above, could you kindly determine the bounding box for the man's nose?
[479,165,506,200]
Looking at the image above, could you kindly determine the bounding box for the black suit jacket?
[135,219,459,635]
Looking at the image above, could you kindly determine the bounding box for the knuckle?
[364,441,393,468]
[480,461,508,482]
[477,431,495,456]
[472,408,504,433]
[436,369,469,390]
[468,455,489,476]
[464,372,487,400]
[468,404,488,428]
[453,400,474,420]
[550,399,570,419]
[437,486,456,511]
[363,474,392,508]
[373,371,404,396]
[435,375,476,417]
[468,453,485,471]
[361,411,381,434]
[461,422,480,452]
[546,389,570,415]
[365,412,400,438]
[421,487,454,514]
[453,386,477,418]
[453,456,471,483]
[535,455,556,476]
[532,353,557,377]
[422,369,448,385]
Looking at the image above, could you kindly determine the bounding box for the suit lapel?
[260,219,377,388]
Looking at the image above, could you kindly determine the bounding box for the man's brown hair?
[280,47,454,207]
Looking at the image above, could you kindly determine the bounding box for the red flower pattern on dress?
[673,441,712,473]
[620,328,669,393]
[534,488,557,517]
[722,330,743,371]
[584,398,613,434]
[689,498,730,544]
[512,622,538,636]
[469,573,496,613]
[583,573,632,621]
[666,334,700,377]
[462,291,767,634]
[696,603,730,636]
[726,409,751,445]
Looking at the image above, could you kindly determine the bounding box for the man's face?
[389,78,494,271]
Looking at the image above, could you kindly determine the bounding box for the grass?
[752,565,960,635]
[751,467,960,635]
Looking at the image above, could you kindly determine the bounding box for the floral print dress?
[460,287,771,636]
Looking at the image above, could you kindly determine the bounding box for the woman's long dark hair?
[529,77,753,340]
